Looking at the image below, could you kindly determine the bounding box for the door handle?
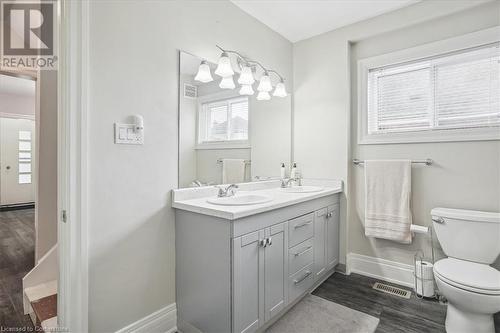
[259,239,267,247]
[267,237,272,246]
[6,166,10,170]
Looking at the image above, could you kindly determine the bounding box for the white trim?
[358,26,500,145]
[116,303,177,333]
[0,112,35,120]
[346,253,414,288]
[58,0,89,331]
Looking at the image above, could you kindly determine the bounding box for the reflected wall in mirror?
[178,51,291,188]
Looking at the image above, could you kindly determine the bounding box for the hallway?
[0,209,35,328]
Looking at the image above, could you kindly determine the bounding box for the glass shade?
[256,91,271,101]
[215,52,234,77]
[194,60,213,83]
[273,81,287,97]
[239,84,254,96]
[257,72,272,92]
[219,76,235,90]
[238,66,255,85]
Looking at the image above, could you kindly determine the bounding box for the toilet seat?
[434,258,500,295]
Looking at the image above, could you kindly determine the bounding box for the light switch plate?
[114,123,144,145]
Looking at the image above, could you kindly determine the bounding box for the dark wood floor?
[313,272,500,333]
[0,209,35,329]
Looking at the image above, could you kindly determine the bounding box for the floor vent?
[373,282,411,299]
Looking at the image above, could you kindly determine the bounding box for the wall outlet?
[114,123,144,145]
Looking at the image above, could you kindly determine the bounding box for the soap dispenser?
[280,163,286,179]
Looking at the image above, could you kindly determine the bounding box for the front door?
[0,117,35,205]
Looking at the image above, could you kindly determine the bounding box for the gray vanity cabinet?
[175,193,340,333]
[326,204,340,269]
[233,222,288,333]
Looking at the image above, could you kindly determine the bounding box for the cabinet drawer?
[288,263,314,303]
[288,213,314,248]
[288,238,313,276]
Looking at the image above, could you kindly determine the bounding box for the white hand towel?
[364,160,412,244]
[222,159,246,184]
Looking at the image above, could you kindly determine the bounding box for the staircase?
[22,245,58,331]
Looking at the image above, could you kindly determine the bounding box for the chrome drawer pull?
[294,246,312,257]
[294,221,312,229]
[294,271,311,284]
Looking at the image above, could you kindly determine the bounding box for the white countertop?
[172,179,343,220]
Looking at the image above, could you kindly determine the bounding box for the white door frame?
[58,0,89,331]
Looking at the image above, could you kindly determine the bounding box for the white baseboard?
[346,253,414,288]
[116,303,177,333]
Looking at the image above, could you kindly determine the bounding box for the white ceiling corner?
[230,0,421,43]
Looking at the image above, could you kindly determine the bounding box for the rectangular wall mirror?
[178,51,291,188]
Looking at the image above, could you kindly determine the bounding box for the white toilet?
[431,208,500,333]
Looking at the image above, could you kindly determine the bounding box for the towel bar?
[353,159,433,166]
[216,159,251,165]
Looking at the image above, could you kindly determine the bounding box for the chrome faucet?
[281,178,297,188]
[217,184,239,197]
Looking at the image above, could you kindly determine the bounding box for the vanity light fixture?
[239,84,254,96]
[219,76,235,90]
[194,60,213,83]
[238,65,255,85]
[273,79,287,97]
[215,52,234,77]
[256,91,271,101]
[214,45,287,100]
[257,72,272,92]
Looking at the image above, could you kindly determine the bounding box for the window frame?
[196,91,251,150]
[358,26,500,145]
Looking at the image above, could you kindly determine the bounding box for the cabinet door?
[233,230,265,333]
[326,204,340,269]
[264,222,288,321]
[313,208,327,279]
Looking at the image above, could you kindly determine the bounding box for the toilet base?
[446,303,495,333]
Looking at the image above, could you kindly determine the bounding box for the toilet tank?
[431,208,500,264]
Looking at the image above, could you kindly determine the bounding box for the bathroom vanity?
[172,180,342,333]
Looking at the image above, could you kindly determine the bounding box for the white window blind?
[199,96,249,144]
[367,43,500,135]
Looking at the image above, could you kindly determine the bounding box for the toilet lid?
[434,258,500,293]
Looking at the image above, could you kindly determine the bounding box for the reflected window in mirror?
[198,96,249,147]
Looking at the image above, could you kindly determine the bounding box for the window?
[198,96,249,147]
[359,28,500,144]
[18,130,32,184]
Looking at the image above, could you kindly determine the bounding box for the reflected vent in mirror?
[184,83,197,99]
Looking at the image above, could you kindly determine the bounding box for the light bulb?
[194,60,213,83]
[273,80,287,97]
[239,84,254,96]
[256,91,271,101]
[257,72,272,92]
[238,66,255,85]
[219,76,235,90]
[215,52,234,77]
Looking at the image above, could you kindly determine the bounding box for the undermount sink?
[207,194,273,206]
[279,186,324,193]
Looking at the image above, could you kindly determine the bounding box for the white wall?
[349,2,500,266]
[179,74,198,188]
[0,92,35,118]
[87,1,292,331]
[292,0,497,266]
[35,70,58,262]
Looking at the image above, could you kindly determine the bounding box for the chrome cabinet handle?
[432,217,444,224]
[326,212,332,218]
[294,221,312,229]
[259,239,267,247]
[293,271,311,284]
[267,237,272,246]
[294,246,312,257]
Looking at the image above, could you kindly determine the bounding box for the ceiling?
[231,0,420,43]
[0,74,36,98]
